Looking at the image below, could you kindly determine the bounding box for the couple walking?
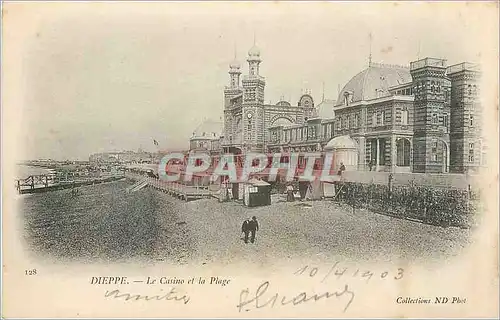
[241,216,259,244]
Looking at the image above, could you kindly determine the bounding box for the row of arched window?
[337,113,361,130]
[269,121,338,144]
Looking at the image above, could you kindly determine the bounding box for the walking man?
[248,216,259,244]
[241,218,251,243]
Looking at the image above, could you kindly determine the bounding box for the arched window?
[344,92,350,106]
[469,143,475,162]
[401,109,409,125]
[432,114,438,124]
[346,116,350,129]
[372,112,377,127]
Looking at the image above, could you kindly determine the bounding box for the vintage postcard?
[2,1,499,318]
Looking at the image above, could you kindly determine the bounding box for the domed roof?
[248,45,260,57]
[270,117,293,127]
[276,100,291,107]
[229,59,241,70]
[336,63,411,106]
[324,135,358,150]
[191,119,222,140]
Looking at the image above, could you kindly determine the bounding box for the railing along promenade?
[15,173,125,194]
[125,172,214,201]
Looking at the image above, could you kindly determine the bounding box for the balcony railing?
[242,75,265,81]
[410,58,446,70]
[446,62,481,74]
[365,124,393,132]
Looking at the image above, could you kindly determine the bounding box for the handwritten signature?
[237,281,355,313]
[104,288,190,304]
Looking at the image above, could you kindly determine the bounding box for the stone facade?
[447,62,482,174]
[410,58,450,173]
[210,48,484,174]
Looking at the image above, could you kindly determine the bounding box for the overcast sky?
[5,2,498,160]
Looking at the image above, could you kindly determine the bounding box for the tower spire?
[417,39,421,60]
[322,81,325,102]
[368,32,373,66]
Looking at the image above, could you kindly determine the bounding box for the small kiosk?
[242,178,272,207]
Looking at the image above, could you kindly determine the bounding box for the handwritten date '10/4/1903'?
[294,263,405,283]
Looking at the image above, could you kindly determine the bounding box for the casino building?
[190,44,483,174]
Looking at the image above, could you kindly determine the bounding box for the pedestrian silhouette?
[368,159,374,171]
[337,162,346,176]
[241,218,251,243]
[248,216,259,243]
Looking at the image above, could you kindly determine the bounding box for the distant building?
[89,150,153,164]
[189,119,223,155]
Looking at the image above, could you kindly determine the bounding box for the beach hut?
[242,178,272,207]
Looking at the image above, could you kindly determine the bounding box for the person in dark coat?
[368,159,374,171]
[241,218,251,243]
[248,216,259,243]
[337,162,346,176]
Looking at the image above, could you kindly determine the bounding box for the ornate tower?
[223,56,243,149]
[447,62,482,174]
[410,57,450,173]
[224,56,243,107]
[241,43,266,152]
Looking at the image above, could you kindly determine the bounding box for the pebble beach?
[20,179,472,266]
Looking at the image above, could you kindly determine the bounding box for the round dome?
[336,64,411,105]
[191,119,223,140]
[276,100,291,107]
[248,45,260,57]
[270,117,293,127]
[229,59,241,69]
[324,135,358,150]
